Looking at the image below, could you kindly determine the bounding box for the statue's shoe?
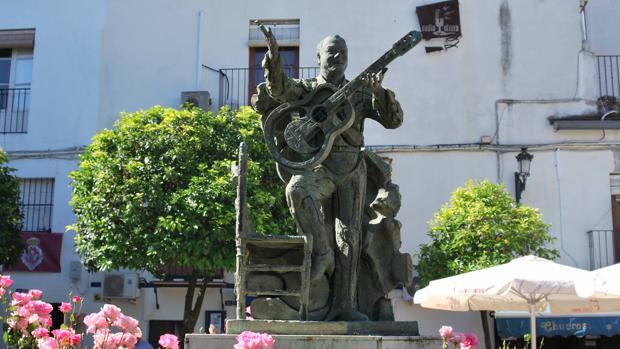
[310,250,335,281]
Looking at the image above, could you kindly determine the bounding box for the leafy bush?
[69,105,292,338]
[0,149,23,267]
[416,180,559,285]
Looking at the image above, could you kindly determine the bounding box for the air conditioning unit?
[102,273,140,299]
[181,91,212,111]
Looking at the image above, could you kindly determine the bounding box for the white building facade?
[1,0,619,348]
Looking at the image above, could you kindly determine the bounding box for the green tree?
[69,106,292,342]
[416,180,559,349]
[0,149,23,268]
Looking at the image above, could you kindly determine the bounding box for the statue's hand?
[259,24,280,60]
[363,68,387,95]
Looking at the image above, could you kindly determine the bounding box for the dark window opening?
[248,46,299,99]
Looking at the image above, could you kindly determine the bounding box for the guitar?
[262,30,422,170]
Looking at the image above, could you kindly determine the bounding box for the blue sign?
[496,316,620,338]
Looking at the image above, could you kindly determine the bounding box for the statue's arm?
[364,70,403,129]
[260,25,305,102]
[372,87,403,129]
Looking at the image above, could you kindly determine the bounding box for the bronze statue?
[251,26,421,321]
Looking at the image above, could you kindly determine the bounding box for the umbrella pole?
[530,303,537,349]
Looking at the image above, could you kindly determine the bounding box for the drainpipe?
[196,10,205,90]
[554,148,579,266]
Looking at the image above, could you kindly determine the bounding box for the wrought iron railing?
[218,66,319,109]
[596,56,620,100]
[159,263,224,281]
[587,230,614,270]
[0,87,30,133]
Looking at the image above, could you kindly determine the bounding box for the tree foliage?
[69,106,292,276]
[416,180,559,286]
[0,148,23,267]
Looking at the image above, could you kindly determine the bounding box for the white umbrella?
[575,262,620,311]
[413,255,595,349]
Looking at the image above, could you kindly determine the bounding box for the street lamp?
[515,147,533,204]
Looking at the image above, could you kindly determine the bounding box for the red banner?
[5,232,63,273]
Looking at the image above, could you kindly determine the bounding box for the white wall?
[1,0,618,347]
[0,0,105,151]
[586,0,620,55]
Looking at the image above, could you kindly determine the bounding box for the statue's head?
[316,35,348,84]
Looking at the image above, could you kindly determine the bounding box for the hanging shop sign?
[416,0,461,40]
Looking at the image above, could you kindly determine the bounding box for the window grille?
[19,178,54,232]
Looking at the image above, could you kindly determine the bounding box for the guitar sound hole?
[311,106,328,123]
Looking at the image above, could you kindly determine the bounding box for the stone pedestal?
[226,320,420,336]
[186,334,441,349]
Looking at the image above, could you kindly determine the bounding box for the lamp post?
[515,147,533,204]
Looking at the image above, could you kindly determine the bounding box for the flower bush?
[1,273,179,349]
[234,331,275,349]
[438,326,479,349]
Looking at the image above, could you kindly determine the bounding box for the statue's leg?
[332,158,368,321]
[286,171,336,281]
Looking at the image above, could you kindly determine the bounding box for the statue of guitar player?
[251,26,420,321]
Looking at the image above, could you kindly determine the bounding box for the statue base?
[225,319,419,336]
[186,333,439,349]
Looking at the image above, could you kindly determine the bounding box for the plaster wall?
[585,0,620,55]
[0,0,618,346]
[0,0,105,151]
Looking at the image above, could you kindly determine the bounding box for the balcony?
[218,66,319,109]
[159,263,224,282]
[596,56,620,100]
[0,87,30,133]
[587,229,615,270]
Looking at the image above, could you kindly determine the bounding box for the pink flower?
[52,328,74,346]
[439,325,454,339]
[29,289,43,299]
[0,287,5,297]
[114,314,140,335]
[460,333,479,349]
[11,292,32,305]
[59,302,72,313]
[17,305,32,317]
[0,275,13,288]
[84,313,109,333]
[234,331,275,349]
[32,300,54,316]
[159,333,180,349]
[32,327,50,338]
[102,304,122,321]
[37,337,57,349]
[70,334,82,346]
[72,295,82,303]
[107,332,137,349]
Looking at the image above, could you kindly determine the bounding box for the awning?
[0,29,35,49]
[496,316,620,338]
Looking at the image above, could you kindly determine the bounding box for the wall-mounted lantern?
[515,148,534,204]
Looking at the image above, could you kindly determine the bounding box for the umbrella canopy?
[413,255,597,349]
[575,262,620,311]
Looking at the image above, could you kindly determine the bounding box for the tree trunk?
[180,271,210,349]
[480,310,492,349]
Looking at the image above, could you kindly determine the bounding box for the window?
[19,178,54,232]
[249,46,299,96]
[0,29,34,133]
